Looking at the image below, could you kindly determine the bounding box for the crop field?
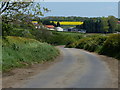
[51,21,84,25]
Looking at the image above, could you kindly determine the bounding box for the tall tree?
[1,1,49,23]
[0,1,32,14]
[56,21,61,27]
[108,16,117,33]
[95,18,101,33]
[100,17,109,33]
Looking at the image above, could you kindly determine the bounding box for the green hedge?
[47,31,84,45]
[66,34,120,60]
[99,34,120,59]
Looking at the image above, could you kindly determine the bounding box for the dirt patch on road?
[2,48,63,88]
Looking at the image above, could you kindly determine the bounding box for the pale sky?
[36,0,119,2]
[41,2,118,18]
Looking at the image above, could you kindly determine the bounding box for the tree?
[95,18,101,33]
[42,20,51,25]
[1,1,50,36]
[115,24,120,32]
[82,19,96,33]
[108,16,117,33]
[0,1,32,14]
[99,17,109,33]
[1,1,50,23]
[56,21,61,27]
[0,1,49,15]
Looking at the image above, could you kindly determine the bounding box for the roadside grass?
[2,36,59,72]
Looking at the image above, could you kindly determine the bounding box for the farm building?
[45,25,55,30]
[117,21,120,24]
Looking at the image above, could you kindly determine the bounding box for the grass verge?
[2,36,59,72]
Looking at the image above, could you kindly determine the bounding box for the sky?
[40,2,118,18]
[37,0,119,2]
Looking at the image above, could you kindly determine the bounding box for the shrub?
[48,31,84,45]
[66,35,108,52]
[66,34,120,60]
[2,23,13,36]
[99,34,120,59]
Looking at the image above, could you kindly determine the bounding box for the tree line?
[41,16,119,33]
[41,16,89,22]
[76,16,118,33]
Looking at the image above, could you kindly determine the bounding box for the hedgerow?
[66,34,120,60]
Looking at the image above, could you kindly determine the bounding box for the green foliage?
[47,31,84,45]
[31,29,52,42]
[66,34,120,60]
[56,21,61,27]
[100,17,109,33]
[67,35,107,50]
[79,16,118,33]
[2,36,59,72]
[99,34,120,59]
[108,16,117,33]
[82,19,96,33]
[2,22,13,36]
[1,2,49,17]
[42,20,52,25]
[115,24,120,32]
[42,16,89,22]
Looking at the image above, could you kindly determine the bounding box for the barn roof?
[45,25,54,28]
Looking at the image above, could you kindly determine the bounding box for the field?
[51,21,83,25]
[2,36,59,72]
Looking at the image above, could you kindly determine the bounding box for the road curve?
[14,46,113,88]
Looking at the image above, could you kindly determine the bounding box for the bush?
[115,24,120,32]
[66,35,107,52]
[47,31,84,45]
[30,28,53,42]
[99,34,120,59]
[2,23,13,36]
[66,34,120,60]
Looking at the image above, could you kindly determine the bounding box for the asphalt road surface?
[14,46,113,88]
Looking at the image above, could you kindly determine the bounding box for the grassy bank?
[66,34,120,60]
[2,36,59,72]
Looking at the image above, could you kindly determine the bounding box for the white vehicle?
[56,27,64,32]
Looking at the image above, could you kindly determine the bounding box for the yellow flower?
[51,21,83,25]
